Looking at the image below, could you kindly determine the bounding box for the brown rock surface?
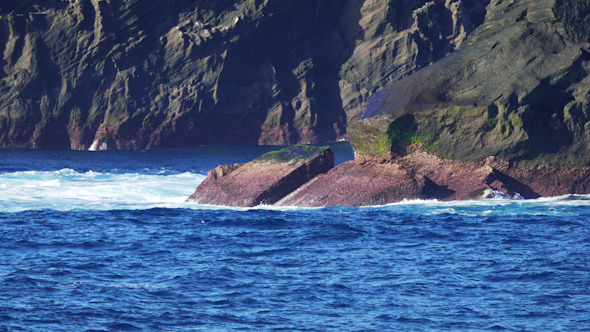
[276,161,426,207]
[490,159,590,198]
[187,145,334,207]
[276,151,590,207]
[275,151,527,207]
[191,144,590,207]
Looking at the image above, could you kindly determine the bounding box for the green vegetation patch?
[257,144,329,163]
[349,115,440,160]
[387,115,417,143]
[347,122,392,160]
[386,114,439,151]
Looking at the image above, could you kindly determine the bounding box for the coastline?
[188,145,590,207]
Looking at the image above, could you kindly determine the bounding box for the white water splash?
[366,194,590,217]
[88,140,107,151]
[0,169,206,212]
[1,168,590,214]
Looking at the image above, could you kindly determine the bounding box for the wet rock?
[276,151,543,207]
[187,145,334,206]
[488,158,590,198]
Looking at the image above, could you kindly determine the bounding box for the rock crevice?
[187,145,334,206]
[0,0,489,150]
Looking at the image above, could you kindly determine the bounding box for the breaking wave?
[1,168,590,215]
[0,169,206,212]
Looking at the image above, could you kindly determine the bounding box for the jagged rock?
[187,145,334,206]
[488,158,590,197]
[190,0,590,208]
[276,151,544,207]
[193,145,589,207]
[350,0,590,169]
[276,161,426,206]
[0,0,488,149]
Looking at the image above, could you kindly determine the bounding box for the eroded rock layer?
[275,152,552,207]
[187,145,334,207]
[191,144,590,207]
[0,0,488,149]
[351,0,590,168]
[189,0,590,207]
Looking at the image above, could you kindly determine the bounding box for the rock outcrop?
[275,152,527,207]
[0,0,489,150]
[187,145,334,206]
[191,143,590,207]
[191,0,590,207]
[351,0,590,169]
[312,0,590,206]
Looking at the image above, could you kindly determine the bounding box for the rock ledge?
[187,145,334,207]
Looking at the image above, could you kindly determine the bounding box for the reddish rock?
[275,152,495,207]
[191,145,590,208]
[276,151,573,207]
[187,145,334,207]
[275,161,425,206]
[489,160,590,198]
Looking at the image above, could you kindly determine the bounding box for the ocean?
[1,143,589,331]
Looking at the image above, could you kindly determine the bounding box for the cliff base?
[189,147,590,207]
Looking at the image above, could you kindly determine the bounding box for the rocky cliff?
[0,0,488,149]
[189,0,590,207]
[351,0,590,168]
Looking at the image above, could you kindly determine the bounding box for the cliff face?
[351,0,590,168]
[189,0,590,207]
[0,0,488,149]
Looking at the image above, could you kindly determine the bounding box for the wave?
[1,169,590,214]
[361,194,590,216]
[0,169,206,213]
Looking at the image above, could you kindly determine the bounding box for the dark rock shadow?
[210,0,365,144]
[486,169,541,199]
[421,176,455,200]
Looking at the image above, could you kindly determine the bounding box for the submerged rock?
[187,145,334,206]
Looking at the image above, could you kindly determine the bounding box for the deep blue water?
[1,143,590,331]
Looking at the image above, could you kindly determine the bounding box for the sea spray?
[0,169,205,212]
[1,168,589,215]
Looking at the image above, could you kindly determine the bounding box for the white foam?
[2,168,589,214]
[356,194,590,217]
[0,169,207,212]
[88,139,107,151]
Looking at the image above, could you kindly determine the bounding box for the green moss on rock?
[347,122,392,161]
[387,114,440,153]
[349,115,441,161]
[257,144,330,163]
[386,115,417,144]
